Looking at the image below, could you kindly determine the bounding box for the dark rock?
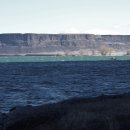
[0,113,7,130]
[1,93,130,130]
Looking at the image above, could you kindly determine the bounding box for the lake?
[0,56,130,112]
[0,55,130,62]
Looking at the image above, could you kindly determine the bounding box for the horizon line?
[0,33,130,36]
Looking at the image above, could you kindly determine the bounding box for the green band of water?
[0,56,130,62]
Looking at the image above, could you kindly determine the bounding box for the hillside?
[0,33,130,55]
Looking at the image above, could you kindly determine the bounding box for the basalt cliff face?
[0,33,130,55]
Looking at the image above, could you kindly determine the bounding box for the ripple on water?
[0,61,130,112]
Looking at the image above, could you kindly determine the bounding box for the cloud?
[113,24,130,35]
[60,27,118,35]
[86,28,118,35]
[60,25,130,35]
[60,27,81,34]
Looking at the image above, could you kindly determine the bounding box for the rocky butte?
[0,33,130,55]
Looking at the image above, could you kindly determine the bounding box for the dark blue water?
[0,61,130,112]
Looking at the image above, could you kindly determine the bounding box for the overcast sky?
[0,0,130,34]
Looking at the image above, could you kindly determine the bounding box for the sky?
[0,0,130,34]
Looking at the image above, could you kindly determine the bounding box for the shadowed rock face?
[0,33,130,54]
[0,93,130,130]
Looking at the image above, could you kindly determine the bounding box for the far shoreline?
[0,54,129,56]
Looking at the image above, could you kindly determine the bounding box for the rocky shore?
[0,93,130,130]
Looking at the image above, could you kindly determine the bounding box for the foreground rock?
[1,93,130,130]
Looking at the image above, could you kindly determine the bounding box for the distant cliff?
[0,33,130,55]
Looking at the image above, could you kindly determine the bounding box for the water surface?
[0,55,130,62]
[0,60,130,112]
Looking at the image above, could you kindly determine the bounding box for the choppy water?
[0,60,130,112]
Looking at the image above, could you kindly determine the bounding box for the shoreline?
[1,92,130,130]
[0,54,129,56]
